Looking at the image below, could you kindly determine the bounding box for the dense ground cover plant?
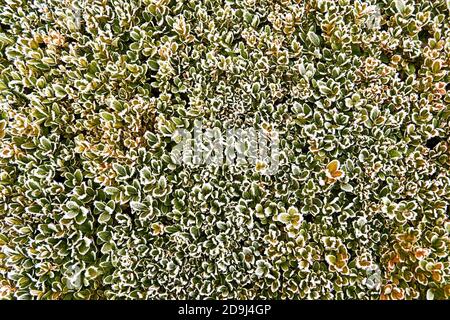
[0,0,449,299]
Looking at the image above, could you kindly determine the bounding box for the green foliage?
[0,0,449,300]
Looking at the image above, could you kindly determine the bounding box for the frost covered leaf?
[0,0,449,301]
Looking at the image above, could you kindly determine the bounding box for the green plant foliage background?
[0,0,449,299]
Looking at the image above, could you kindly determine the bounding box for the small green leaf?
[113,163,127,177]
[252,83,260,95]
[130,201,148,211]
[104,186,120,195]
[98,212,111,224]
[395,0,406,13]
[100,112,115,121]
[39,136,52,151]
[426,289,434,300]
[148,60,159,71]
[341,183,354,192]
[389,149,402,159]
